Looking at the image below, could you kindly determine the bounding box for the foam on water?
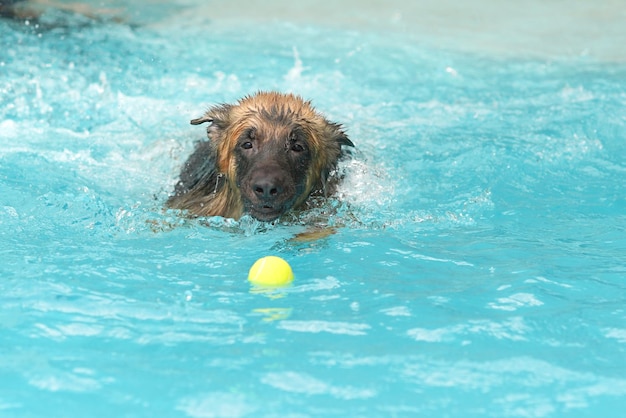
[1,1,626,417]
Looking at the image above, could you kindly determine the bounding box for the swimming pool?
[1,0,625,416]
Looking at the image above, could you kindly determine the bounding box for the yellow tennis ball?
[248,256,294,286]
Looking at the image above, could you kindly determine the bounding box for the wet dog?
[0,0,121,22]
[167,92,353,222]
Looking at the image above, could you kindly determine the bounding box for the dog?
[167,92,354,222]
[0,0,121,22]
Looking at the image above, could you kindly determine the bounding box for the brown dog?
[167,92,353,221]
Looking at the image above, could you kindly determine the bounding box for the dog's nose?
[253,177,283,200]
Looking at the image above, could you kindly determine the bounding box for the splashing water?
[1,1,626,417]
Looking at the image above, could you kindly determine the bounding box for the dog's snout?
[253,176,283,199]
[251,165,287,200]
[244,164,296,220]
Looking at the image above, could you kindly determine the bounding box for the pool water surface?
[1,1,625,416]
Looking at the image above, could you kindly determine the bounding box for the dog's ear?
[191,104,233,125]
[326,121,354,148]
[336,130,354,148]
[190,115,213,125]
[191,104,234,140]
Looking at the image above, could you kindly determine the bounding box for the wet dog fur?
[167,92,353,222]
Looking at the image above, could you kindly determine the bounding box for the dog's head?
[191,92,353,221]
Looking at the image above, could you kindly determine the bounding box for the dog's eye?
[288,131,306,153]
[239,128,256,150]
[290,143,305,153]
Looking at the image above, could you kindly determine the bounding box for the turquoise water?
[2,2,626,417]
